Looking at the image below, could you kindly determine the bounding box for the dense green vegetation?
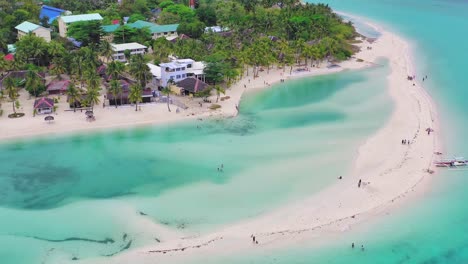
[0,0,358,95]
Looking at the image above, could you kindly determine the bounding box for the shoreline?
[0,46,373,143]
[71,19,442,264]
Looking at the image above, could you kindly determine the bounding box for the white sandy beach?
[0,44,369,141]
[0,18,440,264]
[45,22,443,264]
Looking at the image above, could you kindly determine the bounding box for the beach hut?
[0,70,45,90]
[106,79,153,106]
[176,77,209,96]
[47,80,70,95]
[34,97,54,115]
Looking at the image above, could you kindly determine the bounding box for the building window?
[182,74,186,78]
[181,67,185,70]
[176,75,181,79]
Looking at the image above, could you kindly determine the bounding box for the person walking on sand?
[358,179,362,188]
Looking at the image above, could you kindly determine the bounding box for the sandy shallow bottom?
[0,14,441,264]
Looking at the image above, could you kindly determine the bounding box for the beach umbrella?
[44,115,54,123]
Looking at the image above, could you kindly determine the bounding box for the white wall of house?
[160,61,192,87]
[37,107,52,114]
[58,18,67,37]
[33,27,51,42]
[17,28,51,42]
[112,48,146,62]
[17,30,27,39]
[158,59,206,87]
[152,31,178,40]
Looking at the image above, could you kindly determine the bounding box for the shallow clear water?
[184,0,468,263]
[0,64,392,262]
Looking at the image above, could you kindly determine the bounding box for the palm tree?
[106,61,125,80]
[31,37,46,66]
[214,85,225,103]
[161,86,172,112]
[66,80,81,112]
[25,70,42,97]
[3,77,18,114]
[72,55,85,89]
[86,87,100,111]
[99,40,114,62]
[0,56,7,75]
[48,40,66,59]
[85,69,101,91]
[108,79,122,108]
[128,84,142,111]
[128,54,151,88]
[50,57,67,80]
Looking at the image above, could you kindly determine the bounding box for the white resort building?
[57,13,103,37]
[147,59,205,87]
[15,21,51,42]
[111,43,147,62]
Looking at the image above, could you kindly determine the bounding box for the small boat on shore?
[434,157,468,169]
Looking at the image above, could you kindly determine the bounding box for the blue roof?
[40,5,65,24]
[15,21,41,32]
[67,37,82,48]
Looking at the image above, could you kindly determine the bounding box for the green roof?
[101,20,179,34]
[129,20,156,29]
[128,20,178,34]
[15,21,41,32]
[102,24,119,33]
[60,13,103,23]
[152,24,179,34]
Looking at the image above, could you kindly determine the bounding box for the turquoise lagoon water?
[0,64,392,262]
[184,1,468,263]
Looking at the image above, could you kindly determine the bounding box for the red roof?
[4,54,14,61]
[34,97,54,109]
[112,19,120,25]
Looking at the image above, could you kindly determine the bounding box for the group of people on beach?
[401,139,411,145]
[426,127,434,135]
[250,234,258,244]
